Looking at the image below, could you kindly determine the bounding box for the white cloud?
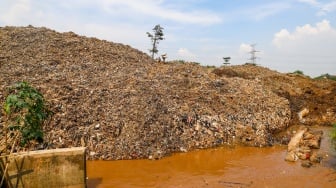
[273,20,335,48]
[297,0,320,6]
[177,48,197,61]
[254,3,291,21]
[318,1,336,15]
[235,2,291,21]
[0,0,221,54]
[239,43,252,54]
[0,0,221,27]
[270,20,336,76]
[1,0,334,77]
[78,23,149,47]
[298,0,336,16]
[98,0,221,25]
[0,0,32,24]
[273,29,293,47]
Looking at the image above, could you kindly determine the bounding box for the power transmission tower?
[248,44,259,65]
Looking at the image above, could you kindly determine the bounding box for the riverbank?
[87,127,336,188]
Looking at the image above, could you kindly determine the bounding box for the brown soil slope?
[0,26,328,160]
[213,65,336,127]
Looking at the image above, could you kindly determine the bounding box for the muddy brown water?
[87,128,336,188]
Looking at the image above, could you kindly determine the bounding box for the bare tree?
[147,24,164,59]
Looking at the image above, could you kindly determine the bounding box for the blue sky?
[1,0,336,77]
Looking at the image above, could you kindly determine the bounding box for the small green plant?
[3,81,51,146]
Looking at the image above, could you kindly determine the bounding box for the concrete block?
[1,147,86,188]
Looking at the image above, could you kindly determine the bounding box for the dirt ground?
[0,26,335,160]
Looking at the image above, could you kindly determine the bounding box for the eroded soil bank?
[87,128,336,188]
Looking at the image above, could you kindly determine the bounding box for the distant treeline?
[314,73,336,81]
[292,70,336,81]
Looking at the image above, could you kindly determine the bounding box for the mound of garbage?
[213,65,336,127]
[1,26,333,160]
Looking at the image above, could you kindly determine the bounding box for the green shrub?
[206,65,216,69]
[244,62,257,66]
[314,74,336,81]
[293,70,304,75]
[3,81,51,146]
[177,60,186,64]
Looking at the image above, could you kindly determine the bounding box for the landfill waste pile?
[213,65,336,127]
[0,26,335,160]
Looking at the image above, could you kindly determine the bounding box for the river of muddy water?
[87,127,336,188]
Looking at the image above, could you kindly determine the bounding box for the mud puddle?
[87,127,336,188]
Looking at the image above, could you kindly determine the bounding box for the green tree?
[147,24,164,59]
[2,81,51,147]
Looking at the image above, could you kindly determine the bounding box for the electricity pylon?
[248,44,259,65]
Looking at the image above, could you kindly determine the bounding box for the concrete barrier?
[1,147,86,188]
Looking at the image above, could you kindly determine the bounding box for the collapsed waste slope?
[0,26,291,160]
[213,65,336,127]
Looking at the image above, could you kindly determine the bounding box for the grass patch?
[331,123,336,150]
[331,123,336,140]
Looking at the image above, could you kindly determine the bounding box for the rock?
[304,138,321,149]
[279,134,291,145]
[287,128,307,152]
[89,151,96,156]
[298,108,309,123]
[302,130,322,149]
[298,152,310,160]
[301,161,313,168]
[180,147,187,152]
[149,150,163,160]
[298,146,311,153]
[303,132,314,140]
[285,126,326,166]
[285,151,298,162]
[310,152,323,163]
[311,130,323,137]
[297,147,311,160]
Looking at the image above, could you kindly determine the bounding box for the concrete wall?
[1,147,86,188]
